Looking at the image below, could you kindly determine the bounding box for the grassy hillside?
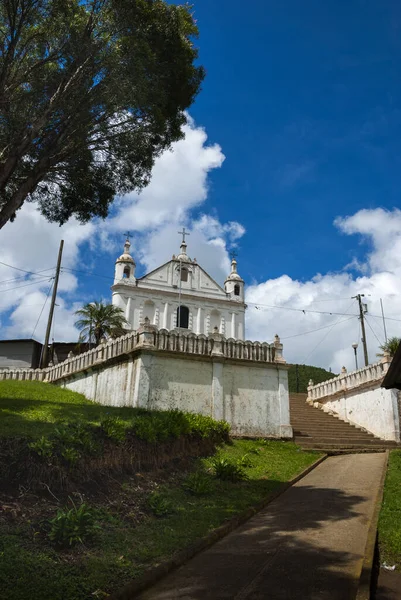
[0,380,321,600]
[288,364,337,393]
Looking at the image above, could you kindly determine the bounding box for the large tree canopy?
[0,0,204,229]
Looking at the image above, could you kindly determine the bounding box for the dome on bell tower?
[114,237,136,284]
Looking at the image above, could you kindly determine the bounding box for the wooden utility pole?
[352,294,369,367]
[41,240,64,368]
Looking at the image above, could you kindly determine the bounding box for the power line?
[250,301,358,318]
[61,266,112,281]
[364,315,383,347]
[0,268,55,286]
[31,279,55,339]
[301,300,357,364]
[0,261,53,276]
[0,277,54,293]
[280,315,357,341]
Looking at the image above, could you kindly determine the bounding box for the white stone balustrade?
[0,323,283,384]
[307,354,392,402]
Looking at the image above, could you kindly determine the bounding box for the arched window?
[234,284,240,296]
[177,305,189,328]
[143,300,156,324]
[180,267,188,282]
[123,266,131,278]
[210,309,221,333]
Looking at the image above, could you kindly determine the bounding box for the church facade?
[112,233,246,340]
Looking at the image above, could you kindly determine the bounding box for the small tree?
[74,302,129,346]
[377,337,401,358]
[0,0,204,230]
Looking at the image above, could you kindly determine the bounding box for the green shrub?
[182,471,214,496]
[100,416,127,443]
[186,413,230,440]
[238,453,253,468]
[28,436,53,458]
[48,501,100,547]
[54,422,98,452]
[61,447,81,465]
[147,492,174,517]
[211,457,248,482]
[130,410,230,444]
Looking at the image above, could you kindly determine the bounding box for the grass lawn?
[0,380,322,599]
[378,450,401,567]
[0,380,144,438]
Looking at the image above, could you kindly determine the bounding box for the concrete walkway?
[135,453,387,600]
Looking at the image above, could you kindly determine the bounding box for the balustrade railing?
[0,324,283,383]
[307,356,392,401]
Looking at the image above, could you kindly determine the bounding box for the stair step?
[295,440,397,449]
[294,437,396,445]
[293,426,379,439]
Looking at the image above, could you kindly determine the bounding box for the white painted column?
[125,297,132,326]
[231,312,236,339]
[238,320,244,340]
[132,353,152,408]
[163,302,169,329]
[197,307,202,334]
[278,366,293,439]
[211,360,224,421]
[124,356,135,406]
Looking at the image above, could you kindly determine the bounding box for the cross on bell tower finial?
[124,231,132,242]
[178,227,190,243]
[230,249,238,261]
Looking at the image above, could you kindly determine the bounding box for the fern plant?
[211,457,248,482]
[148,492,174,517]
[28,436,53,458]
[182,471,214,496]
[101,416,127,443]
[49,501,100,547]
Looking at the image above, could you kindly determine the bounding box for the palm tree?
[377,336,401,358]
[74,302,129,346]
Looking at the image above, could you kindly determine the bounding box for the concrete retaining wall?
[307,356,400,442]
[0,321,293,439]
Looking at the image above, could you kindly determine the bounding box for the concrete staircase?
[290,393,399,453]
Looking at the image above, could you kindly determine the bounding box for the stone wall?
[307,355,400,442]
[0,322,292,439]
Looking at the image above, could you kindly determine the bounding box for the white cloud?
[0,116,230,341]
[2,115,401,379]
[246,208,401,373]
[106,116,225,232]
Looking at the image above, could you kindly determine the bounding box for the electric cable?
[280,315,357,341]
[364,315,383,347]
[0,261,53,275]
[31,279,55,339]
[0,277,54,293]
[301,299,357,364]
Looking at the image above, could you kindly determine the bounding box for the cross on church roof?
[178,227,190,243]
[124,231,132,241]
[230,249,238,261]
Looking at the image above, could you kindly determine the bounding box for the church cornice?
[111,282,246,309]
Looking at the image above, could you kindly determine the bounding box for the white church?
[0,231,293,439]
[112,229,246,340]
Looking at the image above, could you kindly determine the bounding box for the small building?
[0,339,43,369]
[0,339,89,370]
[111,234,246,339]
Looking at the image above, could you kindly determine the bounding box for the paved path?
[135,453,387,600]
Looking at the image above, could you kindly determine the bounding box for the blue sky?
[190,0,401,281]
[1,0,401,371]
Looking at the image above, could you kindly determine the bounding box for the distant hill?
[288,364,337,393]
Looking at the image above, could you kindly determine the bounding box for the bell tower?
[114,237,136,284]
[224,257,244,301]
